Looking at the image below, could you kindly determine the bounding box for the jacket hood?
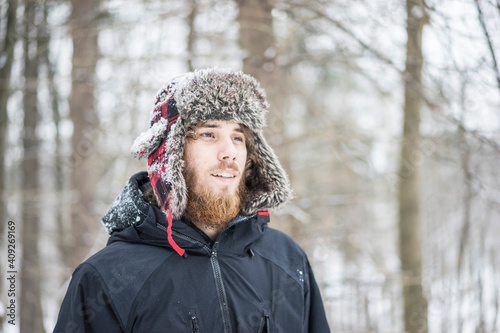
[102,172,269,256]
[102,171,151,234]
[130,68,293,221]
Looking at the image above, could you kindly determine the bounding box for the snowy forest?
[1,0,500,332]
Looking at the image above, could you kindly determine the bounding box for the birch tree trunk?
[398,0,429,332]
[69,0,100,269]
[20,1,45,332]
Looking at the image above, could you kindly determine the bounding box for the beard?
[183,161,248,233]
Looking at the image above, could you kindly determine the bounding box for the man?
[54,68,330,332]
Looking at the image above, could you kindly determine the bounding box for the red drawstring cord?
[167,209,185,257]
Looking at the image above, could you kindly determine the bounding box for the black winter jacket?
[54,173,330,333]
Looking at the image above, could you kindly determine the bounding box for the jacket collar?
[109,200,270,257]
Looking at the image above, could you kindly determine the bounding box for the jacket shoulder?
[252,227,309,284]
[256,227,307,258]
[79,241,175,328]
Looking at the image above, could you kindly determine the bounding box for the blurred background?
[1,0,500,332]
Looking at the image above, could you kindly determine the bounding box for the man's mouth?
[211,172,236,178]
[210,169,238,183]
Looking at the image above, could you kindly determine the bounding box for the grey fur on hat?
[131,68,293,219]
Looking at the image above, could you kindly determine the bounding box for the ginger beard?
[183,160,248,232]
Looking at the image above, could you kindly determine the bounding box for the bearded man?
[54,68,330,333]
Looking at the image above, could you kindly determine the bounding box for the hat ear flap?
[160,124,188,220]
[242,132,294,214]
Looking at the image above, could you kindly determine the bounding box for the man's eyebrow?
[198,123,244,133]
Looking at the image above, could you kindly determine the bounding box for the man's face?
[183,120,248,198]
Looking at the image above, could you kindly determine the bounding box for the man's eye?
[199,132,214,138]
[233,136,244,142]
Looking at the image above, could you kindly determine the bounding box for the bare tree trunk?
[20,1,45,332]
[455,79,474,332]
[0,0,18,327]
[69,0,100,269]
[398,0,429,332]
[38,0,71,273]
[237,0,297,238]
[0,0,18,224]
[39,0,71,268]
[186,0,198,72]
[491,249,500,330]
[237,0,274,78]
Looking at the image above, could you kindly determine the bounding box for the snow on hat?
[131,68,293,224]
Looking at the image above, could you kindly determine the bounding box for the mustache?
[210,161,240,173]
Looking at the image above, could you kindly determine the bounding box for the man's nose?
[217,137,237,161]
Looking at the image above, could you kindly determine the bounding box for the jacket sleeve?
[305,260,331,333]
[53,263,124,333]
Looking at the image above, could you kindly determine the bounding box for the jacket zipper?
[156,223,209,250]
[210,242,232,333]
[259,315,270,333]
[191,316,200,333]
[158,225,232,333]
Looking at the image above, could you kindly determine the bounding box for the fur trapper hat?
[131,68,293,220]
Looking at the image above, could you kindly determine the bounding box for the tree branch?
[475,0,500,91]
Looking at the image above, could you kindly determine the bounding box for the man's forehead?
[197,120,243,131]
